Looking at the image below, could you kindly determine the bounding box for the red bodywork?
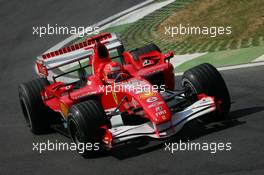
[37,33,210,147]
[39,33,174,120]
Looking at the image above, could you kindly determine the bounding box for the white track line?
[174,61,264,76]
[171,52,207,68]
[102,0,175,28]
[45,0,154,53]
[252,54,264,62]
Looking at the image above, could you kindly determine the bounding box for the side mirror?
[60,84,74,93]
[55,84,74,97]
[164,51,174,61]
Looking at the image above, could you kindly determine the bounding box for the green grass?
[74,23,132,44]
[102,23,132,34]
[175,45,264,72]
[113,0,264,54]
[71,0,264,72]
[74,0,264,54]
[157,0,264,53]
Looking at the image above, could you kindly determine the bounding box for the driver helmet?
[103,62,124,84]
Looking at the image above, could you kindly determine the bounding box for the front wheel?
[67,100,108,158]
[182,63,231,118]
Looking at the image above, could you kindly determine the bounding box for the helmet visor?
[107,71,120,79]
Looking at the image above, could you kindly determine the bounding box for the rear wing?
[36,33,123,77]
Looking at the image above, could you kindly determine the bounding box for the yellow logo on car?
[139,92,155,99]
[112,92,118,104]
[60,102,69,117]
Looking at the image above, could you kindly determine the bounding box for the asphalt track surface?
[1,1,264,175]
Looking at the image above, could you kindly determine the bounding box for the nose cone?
[152,104,171,123]
[139,92,171,124]
[123,78,171,124]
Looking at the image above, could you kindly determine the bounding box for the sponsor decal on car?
[161,115,167,120]
[60,102,69,117]
[139,91,155,99]
[36,61,48,76]
[143,59,151,66]
[156,106,163,112]
[147,101,165,108]
[155,110,167,117]
[112,92,118,104]
[146,96,158,103]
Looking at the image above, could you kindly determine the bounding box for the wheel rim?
[185,83,196,95]
[73,129,82,145]
[182,79,198,98]
[69,119,83,144]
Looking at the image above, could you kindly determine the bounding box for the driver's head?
[103,62,123,84]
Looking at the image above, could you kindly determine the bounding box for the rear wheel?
[18,78,55,134]
[182,63,231,118]
[130,43,161,61]
[67,100,108,158]
[131,43,164,86]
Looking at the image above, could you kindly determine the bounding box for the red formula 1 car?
[18,33,230,157]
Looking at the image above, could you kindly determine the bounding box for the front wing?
[107,96,216,145]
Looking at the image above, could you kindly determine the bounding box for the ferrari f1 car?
[18,33,230,157]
